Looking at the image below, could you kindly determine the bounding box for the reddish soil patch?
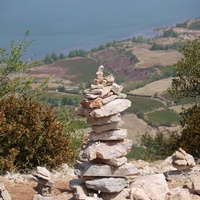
[0,176,73,200]
[30,65,69,79]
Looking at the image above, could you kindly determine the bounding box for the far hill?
[29,18,200,144]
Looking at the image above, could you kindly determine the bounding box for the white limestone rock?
[130,174,170,200]
[172,148,196,171]
[101,94,118,104]
[83,139,132,160]
[34,166,51,181]
[91,121,123,134]
[131,188,151,200]
[168,187,191,200]
[91,84,103,89]
[76,99,131,118]
[193,175,200,195]
[100,86,112,98]
[85,178,128,193]
[89,129,127,142]
[101,188,131,200]
[32,194,53,200]
[111,83,123,95]
[87,113,121,126]
[117,93,127,99]
[75,162,140,177]
[92,156,128,167]
[0,182,11,200]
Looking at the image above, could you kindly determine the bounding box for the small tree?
[0,30,49,99]
[50,52,59,61]
[0,33,83,171]
[169,37,200,100]
[168,36,200,157]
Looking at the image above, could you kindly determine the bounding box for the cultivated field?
[129,77,173,96]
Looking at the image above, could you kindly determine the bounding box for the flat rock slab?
[87,113,121,126]
[83,139,133,160]
[76,99,131,118]
[85,178,128,193]
[89,129,127,141]
[91,121,123,134]
[92,156,128,167]
[75,162,140,177]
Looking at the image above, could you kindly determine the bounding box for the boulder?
[101,188,131,200]
[85,178,128,193]
[82,139,132,160]
[168,187,191,200]
[76,99,131,118]
[193,175,200,195]
[75,162,140,177]
[131,187,151,200]
[111,83,123,95]
[130,174,170,200]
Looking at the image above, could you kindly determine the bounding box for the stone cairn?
[32,166,54,200]
[70,66,140,199]
[0,182,11,200]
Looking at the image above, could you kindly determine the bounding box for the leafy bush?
[0,95,83,171]
[127,132,175,162]
[163,29,179,38]
[175,105,200,157]
[0,32,83,172]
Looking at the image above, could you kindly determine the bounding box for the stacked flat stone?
[0,182,11,200]
[172,148,196,171]
[32,166,54,200]
[73,66,140,199]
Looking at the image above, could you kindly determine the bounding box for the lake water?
[0,0,200,59]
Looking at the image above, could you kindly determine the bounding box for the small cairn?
[0,182,11,200]
[32,166,54,200]
[71,66,140,199]
[171,148,196,172]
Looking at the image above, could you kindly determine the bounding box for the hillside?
[29,18,200,144]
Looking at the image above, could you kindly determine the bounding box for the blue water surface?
[0,0,200,59]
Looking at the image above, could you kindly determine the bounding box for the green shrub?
[175,105,200,157]
[0,95,83,172]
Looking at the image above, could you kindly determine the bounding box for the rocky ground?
[0,166,75,200]
[1,155,200,200]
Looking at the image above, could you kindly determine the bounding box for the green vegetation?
[150,41,182,51]
[68,49,88,58]
[0,95,83,171]
[188,21,200,30]
[132,35,150,43]
[127,132,175,161]
[127,96,165,114]
[133,36,200,162]
[39,92,82,107]
[146,109,182,126]
[53,58,100,83]
[123,64,175,93]
[175,20,188,28]
[163,28,179,38]
[125,50,140,63]
[43,52,67,65]
[0,33,84,172]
